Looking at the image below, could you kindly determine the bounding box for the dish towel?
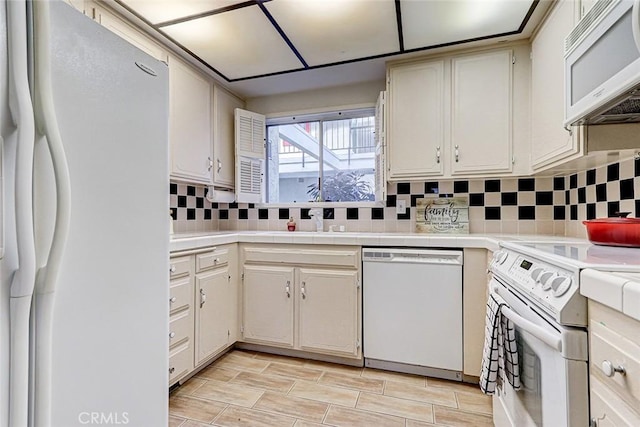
[479,292,521,394]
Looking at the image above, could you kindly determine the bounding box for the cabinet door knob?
[301,281,306,299]
[454,145,459,163]
[602,360,626,377]
[436,146,440,164]
[217,158,222,173]
[207,156,213,171]
[169,332,176,339]
[169,367,175,374]
[285,280,291,298]
[170,297,177,303]
[170,265,176,273]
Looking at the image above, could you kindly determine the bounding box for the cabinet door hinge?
[241,272,244,281]
[240,325,244,333]
[512,156,516,165]
[356,340,361,349]
[356,279,361,289]
[512,55,516,65]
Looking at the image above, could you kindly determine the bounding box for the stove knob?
[530,267,544,281]
[551,275,573,297]
[538,271,555,290]
[493,250,509,265]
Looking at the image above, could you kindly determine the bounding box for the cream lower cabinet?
[298,268,359,356]
[241,245,361,360]
[588,300,640,426]
[242,265,295,347]
[461,248,489,379]
[168,255,194,386]
[169,244,238,386]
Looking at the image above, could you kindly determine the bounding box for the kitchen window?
[265,108,378,203]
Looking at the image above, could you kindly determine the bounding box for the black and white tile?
[170,157,640,236]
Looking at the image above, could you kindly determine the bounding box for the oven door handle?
[492,284,563,352]
[500,305,563,352]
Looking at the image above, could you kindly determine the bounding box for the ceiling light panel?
[401,0,534,50]
[264,0,399,66]
[119,0,248,25]
[162,5,304,79]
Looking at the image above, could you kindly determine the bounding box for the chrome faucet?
[308,208,324,232]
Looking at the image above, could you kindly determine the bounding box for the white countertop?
[582,269,640,321]
[171,231,640,318]
[169,230,588,253]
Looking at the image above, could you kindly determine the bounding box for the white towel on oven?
[479,292,521,394]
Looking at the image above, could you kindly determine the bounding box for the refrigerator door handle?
[32,2,72,426]
[7,2,38,426]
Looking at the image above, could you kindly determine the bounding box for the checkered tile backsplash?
[170,157,640,237]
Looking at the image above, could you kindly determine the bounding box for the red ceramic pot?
[583,214,640,247]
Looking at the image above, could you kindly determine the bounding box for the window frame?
[263,107,380,206]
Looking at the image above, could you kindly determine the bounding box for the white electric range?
[489,240,640,427]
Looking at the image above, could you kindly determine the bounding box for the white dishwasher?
[363,247,463,381]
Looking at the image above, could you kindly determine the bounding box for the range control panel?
[490,249,587,327]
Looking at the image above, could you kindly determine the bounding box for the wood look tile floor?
[169,350,492,427]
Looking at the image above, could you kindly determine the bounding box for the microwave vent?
[601,95,640,115]
[565,0,615,54]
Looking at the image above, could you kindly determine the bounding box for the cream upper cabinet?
[530,0,583,171]
[298,269,360,357]
[387,60,445,178]
[451,50,513,175]
[213,86,244,188]
[89,4,168,63]
[386,46,527,179]
[169,55,213,184]
[64,0,86,14]
[242,265,295,347]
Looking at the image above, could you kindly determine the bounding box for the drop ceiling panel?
[264,0,399,66]
[401,0,534,50]
[162,5,304,80]
[120,0,247,25]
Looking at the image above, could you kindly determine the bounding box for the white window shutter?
[374,91,386,203]
[235,108,266,203]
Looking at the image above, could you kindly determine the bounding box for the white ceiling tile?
[401,0,534,50]
[265,0,399,66]
[162,5,304,79]
[119,0,247,25]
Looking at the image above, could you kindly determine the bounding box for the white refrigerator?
[1,1,169,426]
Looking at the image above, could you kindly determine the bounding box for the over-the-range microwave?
[565,0,640,125]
